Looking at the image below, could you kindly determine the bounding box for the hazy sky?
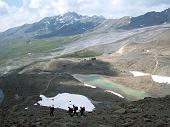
[0,0,170,32]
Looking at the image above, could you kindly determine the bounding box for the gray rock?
[128,108,141,113]
[127,104,135,109]
[122,121,134,127]
[166,117,170,121]
[144,118,152,122]
[114,108,126,114]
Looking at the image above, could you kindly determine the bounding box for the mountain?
[1,9,170,44]
[0,12,105,43]
[127,8,170,29]
[25,12,105,38]
[92,16,131,32]
[1,8,170,127]
[0,8,170,64]
[81,8,170,33]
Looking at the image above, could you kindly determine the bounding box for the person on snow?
[50,106,54,116]
[80,107,85,116]
[68,107,73,117]
[73,105,78,116]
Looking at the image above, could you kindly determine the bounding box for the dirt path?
[152,53,159,75]
[40,75,58,94]
[116,43,128,55]
[8,74,58,116]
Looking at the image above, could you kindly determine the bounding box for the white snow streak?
[105,90,124,98]
[130,71,150,77]
[84,83,96,89]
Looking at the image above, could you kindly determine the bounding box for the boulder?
[114,108,126,114]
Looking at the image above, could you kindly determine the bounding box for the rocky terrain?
[0,8,170,127]
[0,57,170,127]
[2,96,170,127]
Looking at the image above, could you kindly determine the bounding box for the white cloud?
[0,0,9,16]
[0,0,170,32]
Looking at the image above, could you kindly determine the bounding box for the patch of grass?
[62,49,102,58]
[0,36,80,62]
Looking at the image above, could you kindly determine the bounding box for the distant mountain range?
[26,12,105,38]
[0,8,170,43]
[0,12,105,43]
[128,8,170,28]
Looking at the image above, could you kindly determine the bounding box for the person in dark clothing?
[68,107,73,117]
[73,105,78,116]
[50,106,54,116]
[80,107,85,116]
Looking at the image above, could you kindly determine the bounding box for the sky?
[0,0,170,32]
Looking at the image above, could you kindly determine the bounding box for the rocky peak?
[63,12,81,20]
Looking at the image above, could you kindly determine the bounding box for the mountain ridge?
[0,8,170,43]
[0,12,105,43]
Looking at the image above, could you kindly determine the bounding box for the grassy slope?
[62,49,102,58]
[0,36,80,62]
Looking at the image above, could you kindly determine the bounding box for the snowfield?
[130,71,170,84]
[37,93,95,112]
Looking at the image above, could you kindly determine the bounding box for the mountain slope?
[127,8,170,29]
[1,8,170,44]
[0,12,105,43]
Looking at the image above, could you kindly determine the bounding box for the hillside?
[0,8,170,127]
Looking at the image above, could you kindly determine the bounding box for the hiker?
[80,107,85,116]
[73,105,78,116]
[68,107,73,117]
[50,106,54,116]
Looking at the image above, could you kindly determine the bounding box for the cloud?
[0,0,9,15]
[0,0,170,32]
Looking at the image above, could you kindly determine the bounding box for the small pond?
[73,74,150,101]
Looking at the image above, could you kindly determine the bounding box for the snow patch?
[130,71,150,77]
[25,107,28,110]
[130,71,170,84]
[105,90,124,98]
[27,52,32,56]
[151,75,170,84]
[116,47,124,54]
[37,93,95,112]
[84,83,96,89]
[34,103,38,106]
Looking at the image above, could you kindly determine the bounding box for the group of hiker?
[68,105,85,117]
[49,105,86,117]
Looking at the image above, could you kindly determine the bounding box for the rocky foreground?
[0,95,170,127]
[0,58,170,127]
